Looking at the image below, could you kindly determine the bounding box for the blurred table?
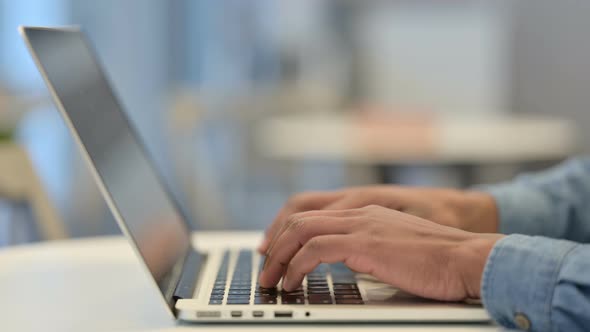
[256,113,576,185]
[0,231,501,332]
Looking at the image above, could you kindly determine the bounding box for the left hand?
[258,205,504,301]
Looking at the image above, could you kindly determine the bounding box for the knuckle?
[305,237,324,252]
[285,212,301,224]
[286,215,307,234]
[361,204,382,212]
[359,221,382,248]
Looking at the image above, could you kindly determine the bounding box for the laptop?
[20,26,490,323]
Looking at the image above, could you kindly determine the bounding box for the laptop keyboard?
[227,250,253,305]
[209,251,230,305]
[209,249,364,305]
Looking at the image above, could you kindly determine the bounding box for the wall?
[511,0,590,153]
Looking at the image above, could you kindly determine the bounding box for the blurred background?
[0,0,588,246]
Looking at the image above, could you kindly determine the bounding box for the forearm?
[482,234,590,331]
[481,157,590,241]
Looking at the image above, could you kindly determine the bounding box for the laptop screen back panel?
[21,26,192,315]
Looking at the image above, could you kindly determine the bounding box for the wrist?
[460,191,500,233]
[451,233,505,299]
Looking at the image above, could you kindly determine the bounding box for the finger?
[324,187,409,211]
[258,191,343,253]
[258,215,357,288]
[282,234,359,291]
[323,195,367,210]
[264,208,364,263]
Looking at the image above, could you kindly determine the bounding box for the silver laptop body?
[20,26,490,323]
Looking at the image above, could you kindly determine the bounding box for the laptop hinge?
[172,250,205,302]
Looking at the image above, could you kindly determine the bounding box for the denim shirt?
[482,157,590,331]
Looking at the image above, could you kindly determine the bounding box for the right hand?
[258,185,499,254]
[259,205,504,301]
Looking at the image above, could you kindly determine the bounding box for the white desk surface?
[0,231,502,332]
[257,113,575,164]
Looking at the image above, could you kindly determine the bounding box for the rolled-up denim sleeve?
[482,234,590,331]
[482,157,590,242]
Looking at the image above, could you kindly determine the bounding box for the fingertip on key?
[258,270,271,289]
[281,275,295,292]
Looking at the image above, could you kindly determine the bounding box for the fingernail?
[282,275,290,291]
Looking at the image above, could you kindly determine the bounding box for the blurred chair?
[0,143,67,241]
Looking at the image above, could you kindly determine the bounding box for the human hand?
[258,186,499,254]
[258,205,504,301]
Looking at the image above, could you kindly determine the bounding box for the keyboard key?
[309,274,327,278]
[227,299,250,305]
[332,278,356,284]
[210,289,225,295]
[256,287,277,295]
[308,294,333,304]
[232,276,251,281]
[281,290,304,296]
[281,296,305,305]
[231,281,252,286]
[333,289,360,295]
[335,299,364,305]
[307,285,330,290]
[228,289,251,295]
[209,299,223,305]
[255,294,277,300]
[307,288,330,294]
[307,284,329,290]
[307,276,326,280]
[227,296,251,302]
[308,284,328,289]
[254,297,277,304]
[255,295,277,300]
[334,294,361,299]
[333,284,358,289]
[209,295,225,300]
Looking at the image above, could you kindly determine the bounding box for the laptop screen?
[22,27,192,305]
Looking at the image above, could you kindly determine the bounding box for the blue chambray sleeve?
[482,234,590,331]
[477,157,590,330]
[483,157,590,242]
